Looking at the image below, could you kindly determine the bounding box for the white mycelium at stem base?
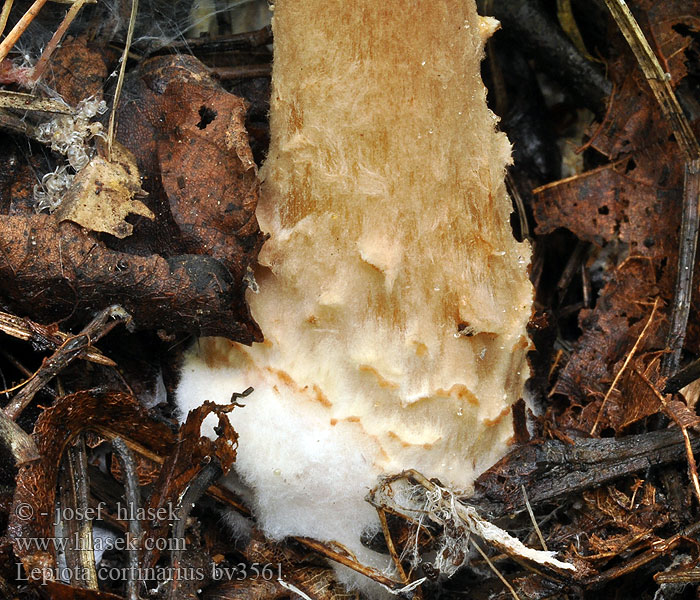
[177,0,532,588]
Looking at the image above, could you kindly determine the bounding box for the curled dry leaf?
[54,141,154,239]
[116,55,264,283]
[0,215,261,341]
[142,399,239,569]
[9,390,173,579]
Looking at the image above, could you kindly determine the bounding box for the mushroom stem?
[178,0,532,589]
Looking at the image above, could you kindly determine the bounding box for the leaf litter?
[0,0,700,599]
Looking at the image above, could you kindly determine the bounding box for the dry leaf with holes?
[54,142,153,239]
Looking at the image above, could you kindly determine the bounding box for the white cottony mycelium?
[176,0,533,591]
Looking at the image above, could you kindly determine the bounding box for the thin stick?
[4,306,129,419]
[664,160,700,377]
[111,437,142,600]
[591,297,660,435]
[521,485,547,551]
[106,0,138,160]
[376,507,410,584]
[471,540,522,600]
[168,463,221,600]
[62,436,99,589]
[29,0,90,84]
[602,0,699,160]
[0,0,49,64]
[0,0,14,39]
[0,310,115,366]
[0,90,71,113]
[294,537,403,589]
[603,0,700,378]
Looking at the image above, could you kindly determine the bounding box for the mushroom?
[177,0,532,590]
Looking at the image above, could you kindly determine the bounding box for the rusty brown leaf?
[532,0,700,430]
[142,400,239,569]
[116,55,264,284]
[9,390,174,579]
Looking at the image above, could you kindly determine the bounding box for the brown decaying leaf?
[551,259,666,431]
[54,141,153,239]
[581,482,668,562]
[532,0,700,430]
[44,35,111,107]
[116,55,264,284]
[0,215,261,341]
[0,49,263,342]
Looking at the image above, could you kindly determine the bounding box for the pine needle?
[472,539,522,600]
[106,0,138,160]
[591,296,660,435]
[0,0,49,64]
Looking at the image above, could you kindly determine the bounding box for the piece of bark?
[470,428,700,518]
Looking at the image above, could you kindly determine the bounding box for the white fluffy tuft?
[176,349,393,587]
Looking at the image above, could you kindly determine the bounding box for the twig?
[0,0,14,39]
[584,520,700,588]
[374,470,575,575]
[665,355,700,394]
[111,437,142,600]
[0,90,71,113]
[29,0,90,84]
[168,462,221,600]
[0,409,39,463]
[505,171,530,241]
[140,24,272,54]
[479,0,610,112]
[636,369,700,503]
[0,0,50,64]
[106,0,138,160]
[602,0,699,160]
[590,296,660,435]
[210,63,271,81]
[294,537,404,589]
[556,241,587,304]
[521,485,547,551]
[60,435,99,589]
[3,305,130,419]
[0,310,115,366]
[603,0,700,378]
[471,539,522,600]
[376,507,410,584]
[664,159,700,377]
[0,107,34,136]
